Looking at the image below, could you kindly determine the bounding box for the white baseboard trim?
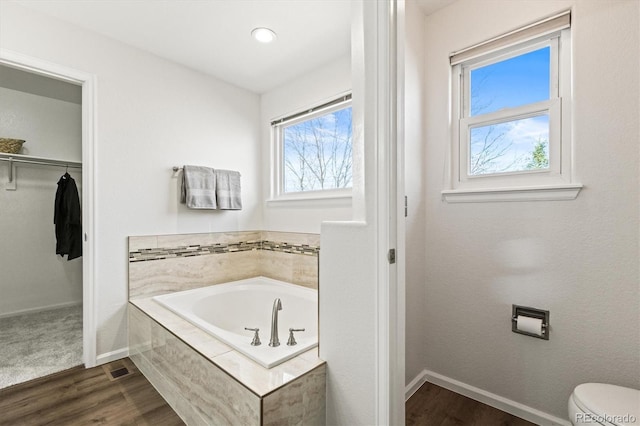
[406,369,572,426]
[0,300,82,319]
[96,348,129,365]
[405,370,428,401]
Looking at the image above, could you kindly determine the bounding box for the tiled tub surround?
[129,231,320,299]
[128,230,325,425]
[129,302,326,425]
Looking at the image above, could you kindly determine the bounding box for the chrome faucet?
[268,298,282,347]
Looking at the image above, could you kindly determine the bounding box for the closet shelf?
[0,152,82,168]
[0,152,82,187]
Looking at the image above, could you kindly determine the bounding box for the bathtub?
[152,276,318,368]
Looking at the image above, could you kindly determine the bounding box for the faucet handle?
[287,328,305,346]
[244,327,261,346]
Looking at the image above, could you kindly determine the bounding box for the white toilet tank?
[568,383,640,426]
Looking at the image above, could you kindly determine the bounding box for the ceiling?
[0,64,82,104]
[16,0,455,94]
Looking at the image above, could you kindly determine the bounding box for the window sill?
[441,184,583,203]
[266,191,352,207]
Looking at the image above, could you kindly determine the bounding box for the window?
[466,45,553,176]
[271,94,352,200]
[445,11,582,202]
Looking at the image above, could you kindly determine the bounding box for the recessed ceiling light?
[251,27,277,43]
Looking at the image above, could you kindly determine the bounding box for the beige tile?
[292,254,319,289]
[130,349,204,425]
[156,231,261,248]
[296,347,321,363]
[260,251,318,289]
[129,250,261,298]
[211,230,261,244]
[259,250,293,283]
[128,235,158,251]
[260,231,320,247]
[156,233,215,248]
[145,313,261,425]
[131,297,325,397]
[128,304,152,357]
[130,304,206,425]
[262,364,327,426]
[131,298,233,358]
[212,349,325,397]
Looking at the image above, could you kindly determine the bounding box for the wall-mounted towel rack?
[172,166,182,172]
[0,152,82,185]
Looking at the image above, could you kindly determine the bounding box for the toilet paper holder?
[511,304,549,340]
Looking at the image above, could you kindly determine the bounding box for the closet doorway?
[0,53,96,388]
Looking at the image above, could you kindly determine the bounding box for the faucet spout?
[269,298,282,347]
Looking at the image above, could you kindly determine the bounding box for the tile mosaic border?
[260,241,319,256]
[130,240,319,263]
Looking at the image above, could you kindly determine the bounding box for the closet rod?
[0,153,82,169]
[0,153,82,184]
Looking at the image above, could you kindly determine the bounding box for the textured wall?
[319,1,382,423]
[418,0,639,419]
[404,0,428,385]
[260,55,352,234]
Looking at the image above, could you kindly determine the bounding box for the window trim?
[444,14,581,202]
[270,93,353,202]
[459,98,561,184]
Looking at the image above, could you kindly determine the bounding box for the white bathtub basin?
[152,276,318,368]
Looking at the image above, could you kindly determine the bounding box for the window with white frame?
[445,11,582,202]
[271,94,352,199]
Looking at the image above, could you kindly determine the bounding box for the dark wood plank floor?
[0,358,184,426]
[1,359,535,426]
[406,382,536,426]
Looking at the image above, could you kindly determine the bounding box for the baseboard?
[406,369,572,426]
[405,370,428,401]
[0,300,82,319]
[96,348,129,365]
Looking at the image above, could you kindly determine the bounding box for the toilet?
[568,383,640,426]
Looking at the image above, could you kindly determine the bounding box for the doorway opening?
[0,49,97,387]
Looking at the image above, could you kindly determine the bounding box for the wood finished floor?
[1,358,535,426]
[406,382,536,426]
[0,358,184,426]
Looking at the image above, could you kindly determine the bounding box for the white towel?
[215,169,242,210]
[181,165,217,209]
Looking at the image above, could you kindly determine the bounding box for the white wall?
[404,0,427,385]
[260,55,352,233]
[0,2,262,359]
[416,0,639,419]
[320,1,395,423]
[0,80,83,315]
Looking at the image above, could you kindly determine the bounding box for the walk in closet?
[0,64,83,388]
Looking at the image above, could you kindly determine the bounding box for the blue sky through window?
[467,46,551,175]
[282,106,352,193]
[470,47,550,116]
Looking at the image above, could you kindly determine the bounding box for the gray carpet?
[0,305,83,389]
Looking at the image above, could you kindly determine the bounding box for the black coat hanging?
[54,172,82,260]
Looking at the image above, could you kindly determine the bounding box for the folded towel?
[215,169,242,210]
[181,165,217,209]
